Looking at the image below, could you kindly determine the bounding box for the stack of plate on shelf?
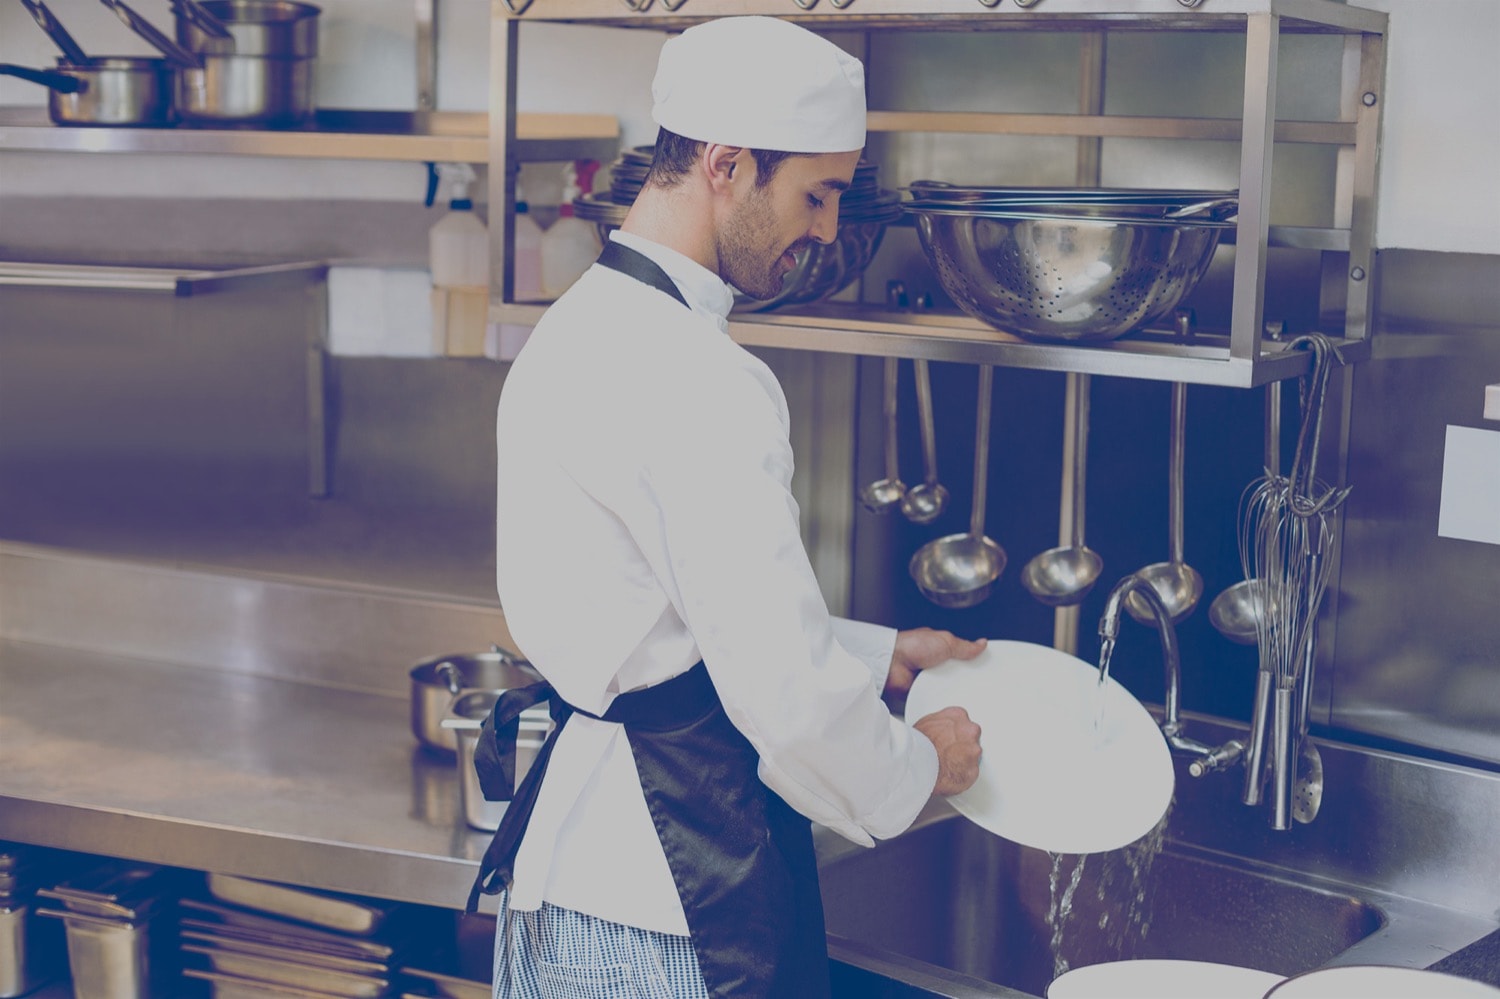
[34,860,182,999]
[179,873,415,999]
[1,841,67,998]
[573,146,901,312]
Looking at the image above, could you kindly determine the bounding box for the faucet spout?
[1098,574,1219,762]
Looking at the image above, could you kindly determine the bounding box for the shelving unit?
[485,0,1387,389]
[0,107,617,164]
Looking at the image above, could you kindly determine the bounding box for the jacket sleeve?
[639,355,937,846]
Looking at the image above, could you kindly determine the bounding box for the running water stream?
[1045,799,1175,983]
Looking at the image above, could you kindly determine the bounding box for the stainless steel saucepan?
[8,0,176,127]
[99,0,321,127]
[409,646,540,754]
[0,58,176,127]
[174,0,321,127]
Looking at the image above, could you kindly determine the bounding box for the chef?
[475,15,985,999]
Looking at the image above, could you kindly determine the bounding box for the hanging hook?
[1284,333,1351,518]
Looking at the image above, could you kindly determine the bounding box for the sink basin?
[820,811,1384,998]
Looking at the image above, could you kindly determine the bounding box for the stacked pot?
[1,0,320,128]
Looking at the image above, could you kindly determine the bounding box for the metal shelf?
[0,107,618,164]
[493,0,1385,33]
[0,259,328,296]
[490,301,1367,388]
[487,1,1385,383]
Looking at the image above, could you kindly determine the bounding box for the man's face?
[716,150,861,301]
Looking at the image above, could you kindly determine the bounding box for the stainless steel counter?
[0,638,499,914]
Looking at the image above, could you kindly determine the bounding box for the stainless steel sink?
[821,812,1381,998]
[815,716,1500,999]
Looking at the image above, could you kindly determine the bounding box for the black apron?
[468,241,829,998]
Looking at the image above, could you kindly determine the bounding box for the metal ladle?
[900,359,949,524]
[1125,378,1204,626]
[859,356,906,514]
[1021,372,1103,606]
[1210,378,1282,644]
[909,365,1006,608]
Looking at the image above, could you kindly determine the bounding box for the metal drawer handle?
[499,0,534,14]
[792,0,819,10]
[1177,0,1206,6]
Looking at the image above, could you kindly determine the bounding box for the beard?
[718,184,808,301]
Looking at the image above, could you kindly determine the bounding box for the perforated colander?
[908,206,1231,342]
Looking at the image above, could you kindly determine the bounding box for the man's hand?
[882,627,987,709]
[912,706,982,796]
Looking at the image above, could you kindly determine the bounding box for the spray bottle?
[540,159,602,300]
[427,162,489,355]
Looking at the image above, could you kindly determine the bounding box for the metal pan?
[182,942,391,998]
[0,57,176,127]
[204,874,398,936]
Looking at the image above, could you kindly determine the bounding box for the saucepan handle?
[96,0,202,67]
[0,63,85,93]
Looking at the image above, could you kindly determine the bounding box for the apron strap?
[594,239,691,310]
[466,662,711,912]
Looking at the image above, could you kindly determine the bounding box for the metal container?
[173,0,320,127]
[409,648,539,754]
[907,204,1230,342]
[1,901,65,998]
[36,907,166,999]
[204,874,397,936]
[0,57,175,127]
[443,691,550,832]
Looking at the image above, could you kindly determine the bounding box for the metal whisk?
[1239,334,1351,827]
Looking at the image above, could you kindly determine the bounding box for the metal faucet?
[1097,574,1244,777]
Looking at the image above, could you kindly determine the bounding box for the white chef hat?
[651,16,866,154]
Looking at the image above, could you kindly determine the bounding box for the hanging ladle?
[1125,377,1204,625]
[900,358,949,524]
[909,364,1006,608]
[859,356,906,514]
[1022,372,1103,606]
[1210,377,1281,644]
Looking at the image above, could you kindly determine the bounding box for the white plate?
[905,640,1174,855]
[1048,959,1284,999]
[1266,965,1500,998]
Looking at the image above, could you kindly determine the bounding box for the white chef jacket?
[493,230,939,935]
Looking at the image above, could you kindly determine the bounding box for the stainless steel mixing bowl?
[572,192,899,313]
[907,205,1231,342]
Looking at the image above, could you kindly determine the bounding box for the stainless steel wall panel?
[0,543,513,697]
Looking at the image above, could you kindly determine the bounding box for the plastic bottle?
[540,160,603,300]
[428,162,489,355]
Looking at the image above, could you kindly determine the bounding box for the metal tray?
[183,943,390,998]
[398,965,488,999]
[179,917,400,965]
[181,929,391,976]
[205,874,398,937]
[179,899,403,960]
[38,861,169,921]
[184,966,381,999]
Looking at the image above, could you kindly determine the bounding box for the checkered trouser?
[493,894,711,999]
